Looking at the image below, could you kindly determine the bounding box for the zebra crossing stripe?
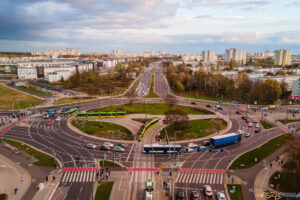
[83,171,87,182]
[210,173,213,183]
[189,173,193,183]
[212,174,216,184]
[220,174,223,184]
[178,173,184,183]
[175,173,181,183]
[203,174,207,183]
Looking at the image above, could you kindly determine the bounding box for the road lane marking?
[220,174,223,184]
[202,174,207,183]
[82,171,87,182]
[199,174,203,183]
[212,174,216,184]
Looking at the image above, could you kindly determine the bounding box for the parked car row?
[177,186,226,200]
[86,142,126,152]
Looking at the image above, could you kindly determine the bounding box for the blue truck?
[210,133,241,147]
[44,109,55,119]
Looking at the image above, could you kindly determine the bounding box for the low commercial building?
[45,70,72,82]
[291,81,300,100]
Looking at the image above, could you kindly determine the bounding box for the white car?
[86,143,97,149]
[184,147,194,153]
[248,123,253,127]
[203,185,213,196]
[217,192,226,200]
[187,143,198,148]
[103,142,114,148]
[56,116,61,121]
[255,124,260,128]
[114,146,125,152]
[245,133,251,137]
[237,129,244,135]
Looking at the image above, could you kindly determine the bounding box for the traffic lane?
[64,182,93,200]
[174,185,224,200]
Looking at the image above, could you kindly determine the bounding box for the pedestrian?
[105,174,108,181]
[96,172,99,178]
[21,177,24,183]
[163,181,166,187]
[101,174,104,180]
[46,176,48,181]
[106,168,108,172]
[52,176,56,182]
[14,188,18,195]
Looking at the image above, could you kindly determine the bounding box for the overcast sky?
[0,0,299,54]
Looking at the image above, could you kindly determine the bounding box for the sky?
[0,0,299,54]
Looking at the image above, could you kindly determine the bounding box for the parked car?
[245,119,251,123]
[187,143,198,148]
[248,123,253,127]
[114,146,125,152]
[206,104,212,108]
[245,133,251,137]
[116,143,126,149]
[177,190,186,200]
[236,111,241,114]
[191,102,196,105]
[56,116,61,121]
[255,128,261,133]
[255,124,260,128]
[46,120,52,125]
[191,190,200,200]
[86,143,97,149]
[217,192,227,200]
[99,145,111,151]
[203,185,213,196]
[103,142,114,148]
[203,140,210,146]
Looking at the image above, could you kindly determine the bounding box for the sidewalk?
[254,154,287,200]
[0,154,31,200]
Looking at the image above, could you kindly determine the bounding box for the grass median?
[72,120,134,140]
[229,134,294,170]
[227,184,243,200]
[159,118,227,140]
[95,182,114,200]
[0,84,44,109]
[54,96,97,105]
[0,138,57,167]
[145,74,158,98]
[91,103,214,115]
[99,160,121,168]
[17,85,52,97]
[278,119,300,124]
[260,119,275,129]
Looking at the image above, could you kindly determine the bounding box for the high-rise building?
[202,50,216,64]
[274,49,291,66]
[113,49,122,55]
[225,48,247,65]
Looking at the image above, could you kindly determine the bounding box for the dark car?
[236,111,241,114]
[191,191,200,200]
[203,140,210,146]
[255,128,261,133]
[177,190,186,200]
[116,143,126,149]
[206,104,212,108]
[99,145,111,151]
[191,102,196,105]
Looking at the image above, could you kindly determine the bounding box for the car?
[255,128,261,133]
[236,111,241,114]
[46,120,52,125]
[203,140,210,146]
[191,190,200,200]
[187,143,198,148]
[191,102,196,105]
[103,142,114,148]
[99,145,111,151]
[245,133,251,137]
[114,146,125,152]
[116,143,126,149]
[177,190,186,200]
[245,119,251,123]
[217,192,227,200]
[56,116,61,121]
[206,104,212,108]
[237,129,244,135]
[255,124,260,128]
[203,185,213,196]
[248,123,253,127]
[217,107,223,110]
[86,143,97,149]
[183,147,194,153]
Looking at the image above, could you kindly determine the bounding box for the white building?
[291,81,300,100]
[202,50,216,64]
[46,70,72,82]
[225,48,247,65]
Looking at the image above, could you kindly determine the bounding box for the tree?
[60,76,64,82]
[163,108,189,131]
[229,59,235,71]
[276,70,286,76]
[263,79,282,104]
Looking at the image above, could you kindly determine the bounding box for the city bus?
[138,117,159,141]
[144,180,154,200]
[143,144,182,154]
[76,111,127,118]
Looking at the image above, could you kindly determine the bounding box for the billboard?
[36,67,44,78]
[0,64,18,79]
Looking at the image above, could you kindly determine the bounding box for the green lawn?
[90,103,214,115]
[0,138,57,167]
[72,120,134,140]
[99,160,121,168]
[55,96,97,105]
[227,184,243,200]
[269,171,300,192]
[229,134,294,170]
[159,118,227,140]
[260,119,275,129]
[131,118,154,123]
[126,78,141,97]
[175,91,230,102]
[145,74,159,98]
[278,119,300,124]
[17,86,52,97]
[95,182,114,200]
[0,84,44,109]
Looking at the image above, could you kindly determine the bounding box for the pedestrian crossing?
[61,171,96,183]
[175,172,224,185]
